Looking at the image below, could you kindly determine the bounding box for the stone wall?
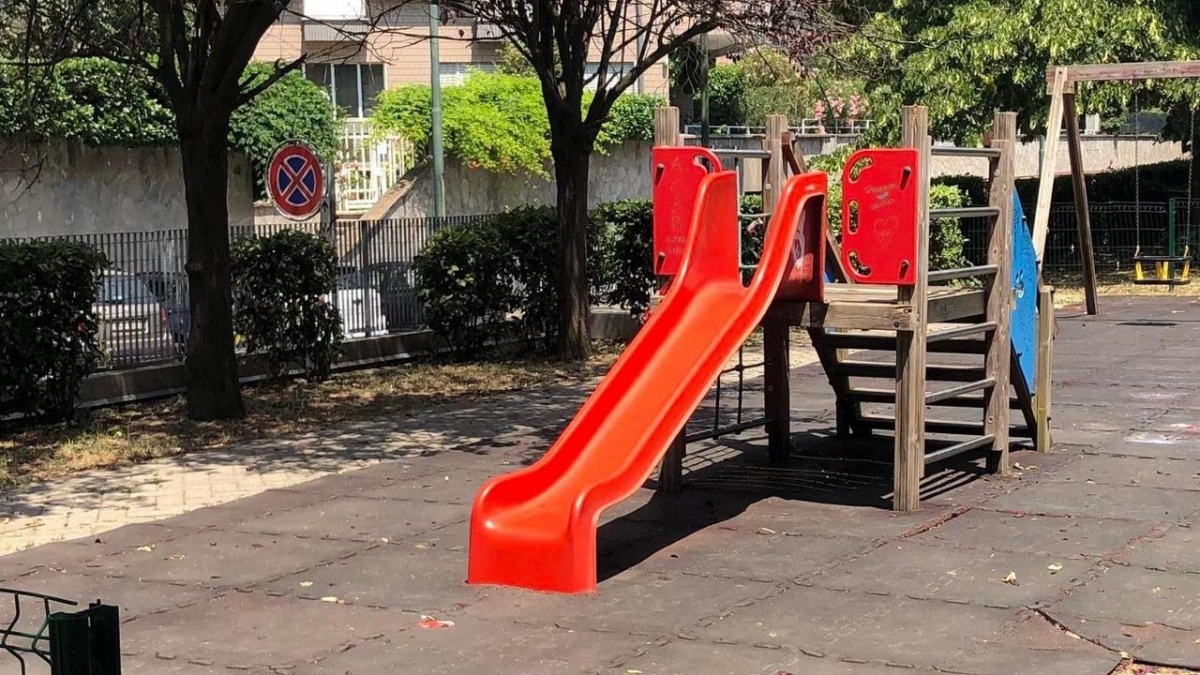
[0,142,254,238]
[932,135,1185,180]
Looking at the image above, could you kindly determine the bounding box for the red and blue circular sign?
[267,141,325,220]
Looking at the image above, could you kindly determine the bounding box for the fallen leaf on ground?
[1048,563,1063,573]
[136,544,155,552]
[1002,572,1019,586]
[418,615,455,629]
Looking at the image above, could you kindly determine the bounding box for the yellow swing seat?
[1133,245,1191,285]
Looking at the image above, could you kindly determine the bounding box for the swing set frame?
[1034,61,1200,313]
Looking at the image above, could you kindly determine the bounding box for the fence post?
[1169,198,1178,276]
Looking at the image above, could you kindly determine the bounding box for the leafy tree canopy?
[841,0,1200,144]
[0,58,340,189]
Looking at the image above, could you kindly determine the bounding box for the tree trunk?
[551,136,594,361]
[180,130,245,420]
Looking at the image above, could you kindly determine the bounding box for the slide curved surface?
[467,170,828,593]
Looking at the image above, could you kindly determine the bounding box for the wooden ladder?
[811,107,1021,511]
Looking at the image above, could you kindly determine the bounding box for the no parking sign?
[266,141,326,220]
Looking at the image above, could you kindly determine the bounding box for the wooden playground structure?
[652,105,1055,512]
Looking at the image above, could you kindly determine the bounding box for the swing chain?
[1134,90,1142,247]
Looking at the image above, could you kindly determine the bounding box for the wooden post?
[894,106,931,512]
[762,113,791,464]
[653,106,681,147]
[984,114,1016,476]
[1032,67,1068,263]
[763,115,789,212]
[764,320,791,464]
[1062,93,1098,315]
[1035,285,1055,452]
[654,106,686,492]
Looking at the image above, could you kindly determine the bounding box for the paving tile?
[636,527,867,583]
[1044,454,1200,491]
[985,480,1199,523]
[694,585,1017,668]
[119,592,399,671]
[261,539,478,614]
[470,569,776,635]
[914,509,1151,558]
[811,540,1089,608]
[1126,523,1200,574]
[0,566,218,620]
[75,530,366,588]
[234,496,467,542]
[291,622,650,675]
[1050,564,1200,630]
[616,640,918,675]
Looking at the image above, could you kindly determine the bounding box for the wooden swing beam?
[1034,60,1200,315]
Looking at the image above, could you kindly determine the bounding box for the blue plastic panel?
[1011,196,1038,393]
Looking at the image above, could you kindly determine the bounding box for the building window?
[303,0,364,20]
[584,63,630,91]
[438,63,496,87]
[304,63,385,118]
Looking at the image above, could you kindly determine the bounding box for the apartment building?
[253,0,672,120]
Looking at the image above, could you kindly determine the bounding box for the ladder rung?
[927,265,999,283]
[844,387,1020,409]
[822,333,990,354]
[838,361,986,382]
[925,435,995,465]
[925,378,996,404]
[859,414,1032,438]
[927,322,997,343]
[930,207,1000,220]
[930,146,1003,159]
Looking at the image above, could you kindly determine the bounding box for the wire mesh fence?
[959,201,1179,273]
[3,215,488,372]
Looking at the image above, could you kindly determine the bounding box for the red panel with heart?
[652,146,723,277]
[839,148,920,285]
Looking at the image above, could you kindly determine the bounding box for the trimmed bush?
[590,200,654,319]
[231,230,343,380]
[412,220,517,355]
[489,206,563,347]
[0,240,107,421]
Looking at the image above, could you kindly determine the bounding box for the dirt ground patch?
[0,346,621,487]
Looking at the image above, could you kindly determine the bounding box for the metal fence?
[4,215,488,371]
[960,201,1184,273]
[337,118,417,213]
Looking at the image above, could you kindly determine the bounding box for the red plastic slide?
[467,170,828,593]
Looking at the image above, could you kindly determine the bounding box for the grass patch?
[0,344,623,487]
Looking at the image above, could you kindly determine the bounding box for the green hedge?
[0,240,107,421]
[373,71,664,177]
[232,230,343,380]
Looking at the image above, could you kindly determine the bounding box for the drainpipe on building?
[429,0,447,218]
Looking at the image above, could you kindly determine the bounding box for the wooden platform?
[764,284,985,331]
